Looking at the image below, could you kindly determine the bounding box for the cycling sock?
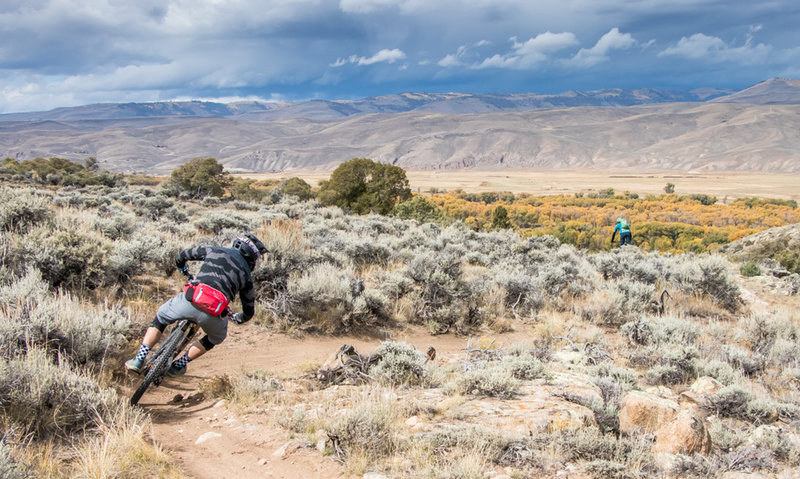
[173,353,191,369]
[135,344,151,361]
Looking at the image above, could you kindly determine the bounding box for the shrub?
[1,292,130,365]
[194,211,253,234]
[325,399,397,460]
[278,263,389,333]
[501,348,548,380]
[371,341,427,387]
[394,195,444,223]
[740,260,761,277]
[107,232,168,283]
[281,177,314,200]
[455,365,520,399]
[94,212,137,240]
[414,424,511,463]
[0,439,23,479]
[0,188,52,233]
[0,350,116,439]
[678,255,741,312]
[22,226,110,289]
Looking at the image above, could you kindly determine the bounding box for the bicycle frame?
[130,319,199,405]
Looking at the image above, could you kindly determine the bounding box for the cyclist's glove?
[230,312,247,324]
[178,266,190,277]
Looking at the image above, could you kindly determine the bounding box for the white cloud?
[659,32,771,64]
[474,31,578,69]
[566,27,636,67]
[438,45,468,67]
[332,48,407,67]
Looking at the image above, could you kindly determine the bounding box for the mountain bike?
[129,317,201,405]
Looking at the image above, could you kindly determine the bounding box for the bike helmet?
[232,233,268,268]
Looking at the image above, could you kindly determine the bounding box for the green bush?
[281,177,314,201]
[394,195,444,223]
[164,157,230,198]
[740,260,761,277]
[317,158,411,214]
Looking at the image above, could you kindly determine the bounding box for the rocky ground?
[119,271,800,479]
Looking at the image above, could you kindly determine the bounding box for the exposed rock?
[679,376,723,414]
[195,432,222,445]
[689,376,723,396]
[272,440,303,459]
[645,385,678,402]
[619,390,680,435]
[405,416,420,427]
[652,409,712,455]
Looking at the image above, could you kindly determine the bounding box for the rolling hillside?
[1,79,798,174]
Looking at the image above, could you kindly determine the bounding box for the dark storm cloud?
[0,0,798,112]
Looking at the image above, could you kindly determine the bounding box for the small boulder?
[652,409,712,455]
[619,390,680,435]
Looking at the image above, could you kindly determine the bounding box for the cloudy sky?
[1,0,798,113]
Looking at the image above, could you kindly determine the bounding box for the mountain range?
[1,78,798,173]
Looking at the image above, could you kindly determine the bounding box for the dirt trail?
[122,325,535,479]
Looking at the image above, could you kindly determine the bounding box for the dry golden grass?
[239,169,800,201]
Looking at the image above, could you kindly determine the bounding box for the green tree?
[491,205,512,229]
[394,195,444,223]
[317,158,411,214]
[282,177,314,200]
[166,158,230,198]
[664,182,675,194]
[230,178,265,202]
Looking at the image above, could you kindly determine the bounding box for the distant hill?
[711,78,800,105]
[1,79,798,174]
[0,87,733,122]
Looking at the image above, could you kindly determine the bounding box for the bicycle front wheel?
[130,324,187,405]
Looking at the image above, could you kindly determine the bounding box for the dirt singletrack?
[122,324,530,478]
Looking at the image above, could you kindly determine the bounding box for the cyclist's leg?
[126,293,189,371]
[168,310,223,375]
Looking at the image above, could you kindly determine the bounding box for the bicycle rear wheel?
[130,322,188,405]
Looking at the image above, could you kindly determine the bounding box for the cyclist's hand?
[178,266,191,278]
[230,312,246,324]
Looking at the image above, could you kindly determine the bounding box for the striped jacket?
[176,246,256,320]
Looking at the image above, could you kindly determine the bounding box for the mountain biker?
[611,217,632,246]
[125,233,267,376]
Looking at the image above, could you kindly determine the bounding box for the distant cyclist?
[611,217,632,246]
[125,233,267,376]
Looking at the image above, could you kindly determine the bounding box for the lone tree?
[166,158,230,198]
[318,158,411,214]
[491,205,512,229]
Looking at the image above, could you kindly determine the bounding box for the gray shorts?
[155,293,228,345]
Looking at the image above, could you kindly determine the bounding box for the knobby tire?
[130,323,187,406]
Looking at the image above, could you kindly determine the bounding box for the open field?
[239,169,800,201]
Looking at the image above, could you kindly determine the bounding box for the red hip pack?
[184,282,229,316]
